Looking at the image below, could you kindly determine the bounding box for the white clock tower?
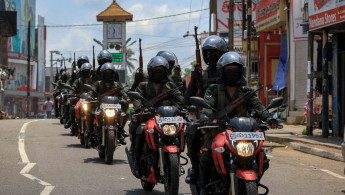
[97,0,133,72]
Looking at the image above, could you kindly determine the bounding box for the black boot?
[119,138,127,145]
[64,118,71,129]
[118,129,129,137]
[185,168,199,184]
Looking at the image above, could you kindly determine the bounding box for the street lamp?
[93,38,104,48]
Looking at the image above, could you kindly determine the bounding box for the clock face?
[107,23,122,39]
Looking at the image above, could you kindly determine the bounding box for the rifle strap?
[217,84,226,111]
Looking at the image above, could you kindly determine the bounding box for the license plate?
[156,117,184,124]
[228,132,265,141]
[101,104,121,109]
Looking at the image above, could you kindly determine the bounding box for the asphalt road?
[0,119,344,195]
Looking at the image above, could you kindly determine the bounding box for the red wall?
[259,32,281,105]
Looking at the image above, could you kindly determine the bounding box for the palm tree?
[125,38,137,73]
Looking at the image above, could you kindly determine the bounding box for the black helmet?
[77,55,89,68]
[80,63,92,79]
[97,50,112,66]
[100,62,116,82]
[147,56,169,82]
[156,51,178,74]
[202,36,228,65]
[217,52,246,86]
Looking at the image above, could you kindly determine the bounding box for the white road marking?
[266,155,273,158]
[319,169,345,180]
[18,120,55,195]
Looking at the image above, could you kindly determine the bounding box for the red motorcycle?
[125,91,188,195]
[188,97,283,195]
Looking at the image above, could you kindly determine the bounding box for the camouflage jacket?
[133,81,184,111]
[72,78,93,95]
[170,74,186,95]
[201,84,270,139]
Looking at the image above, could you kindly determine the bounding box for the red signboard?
[309,4,345,30]
[257,0,280,24]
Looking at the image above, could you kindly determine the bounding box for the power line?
[28,8,209,28]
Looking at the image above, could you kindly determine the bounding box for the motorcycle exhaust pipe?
[159,148,165,176]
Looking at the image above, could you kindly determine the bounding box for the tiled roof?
[97,0,133,21]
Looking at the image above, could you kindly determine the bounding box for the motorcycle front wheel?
[240,181,258,195]
[164,153,179,195]
[105,130,116,164]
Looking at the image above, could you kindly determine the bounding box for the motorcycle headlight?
[105,109,116,117]
[162,125,177,136]
[82,103,88,111]
[236,141,255,157]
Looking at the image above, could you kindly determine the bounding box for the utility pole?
[246,0,252,85]
[242,0,246,38]
[322,29,329,138]
[50,51,53,92]
[26,20,31,118]
[228,0,234,51]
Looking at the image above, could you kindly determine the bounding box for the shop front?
[307,0,345,138]
[256,0,287,106]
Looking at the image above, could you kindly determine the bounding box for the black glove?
[199,113,210,124]
[134,72,144,83]
[191,68,202,81]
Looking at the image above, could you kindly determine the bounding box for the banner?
[273,33,288,90]
[309,0,345,30]
[20,0,36,56]
[37,15,45,92]
[217,0,257,32]
[4,0,21,52]
[292,0,308,40]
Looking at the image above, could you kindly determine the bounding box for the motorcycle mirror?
[127,91,145,101]
[266,97,284,110]
[82,84,97,94]
[189,96,216,111]
[52,82,57,87]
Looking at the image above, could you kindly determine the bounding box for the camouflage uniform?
[72,77,93,95]
[198,83,270,188]
[170,74,186,95]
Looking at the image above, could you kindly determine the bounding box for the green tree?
[125,38,137,73]
[183,60,195,80]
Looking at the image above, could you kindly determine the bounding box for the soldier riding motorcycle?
[64,55,90,131]
[126,56,186,195]
[87,63,129,164]
[185,35,228,184]
[188,52,281,194]
[72,63,94,147]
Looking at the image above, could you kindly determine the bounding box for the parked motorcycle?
[125,91,188,195]
[188,96,284,195]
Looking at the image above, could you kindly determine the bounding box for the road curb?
[289,142,344,162]
[266,135,344,162]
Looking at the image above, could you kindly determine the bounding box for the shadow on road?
[125,189,164,195]
[60,133,71,136]
[66,143,85,148]
[52,123,62,125]
[83,157,128,165]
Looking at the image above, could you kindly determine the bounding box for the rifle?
[93,46,95,71]
[215,86,264,119]
[139,38,143,73]
[98,86,125,100]
[73,52,76,71]
[55,63,59,82]
[142,85,182,109]
[194,26,203,97]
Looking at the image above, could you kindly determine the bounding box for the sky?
[36,0,210,73]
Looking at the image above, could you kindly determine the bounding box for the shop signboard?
[309,0,345,31]
[256,0,286,32]
[217,0,257,33]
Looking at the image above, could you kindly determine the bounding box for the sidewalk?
[265,124,344,162]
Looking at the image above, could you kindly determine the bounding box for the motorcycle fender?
[136,125,145,135]
[180,131,185,152]
[145,118,156,150]
[235,169,257,181]
[162,145,178,153]
[212,132,227,175]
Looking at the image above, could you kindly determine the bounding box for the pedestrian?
[44,97,53,119]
